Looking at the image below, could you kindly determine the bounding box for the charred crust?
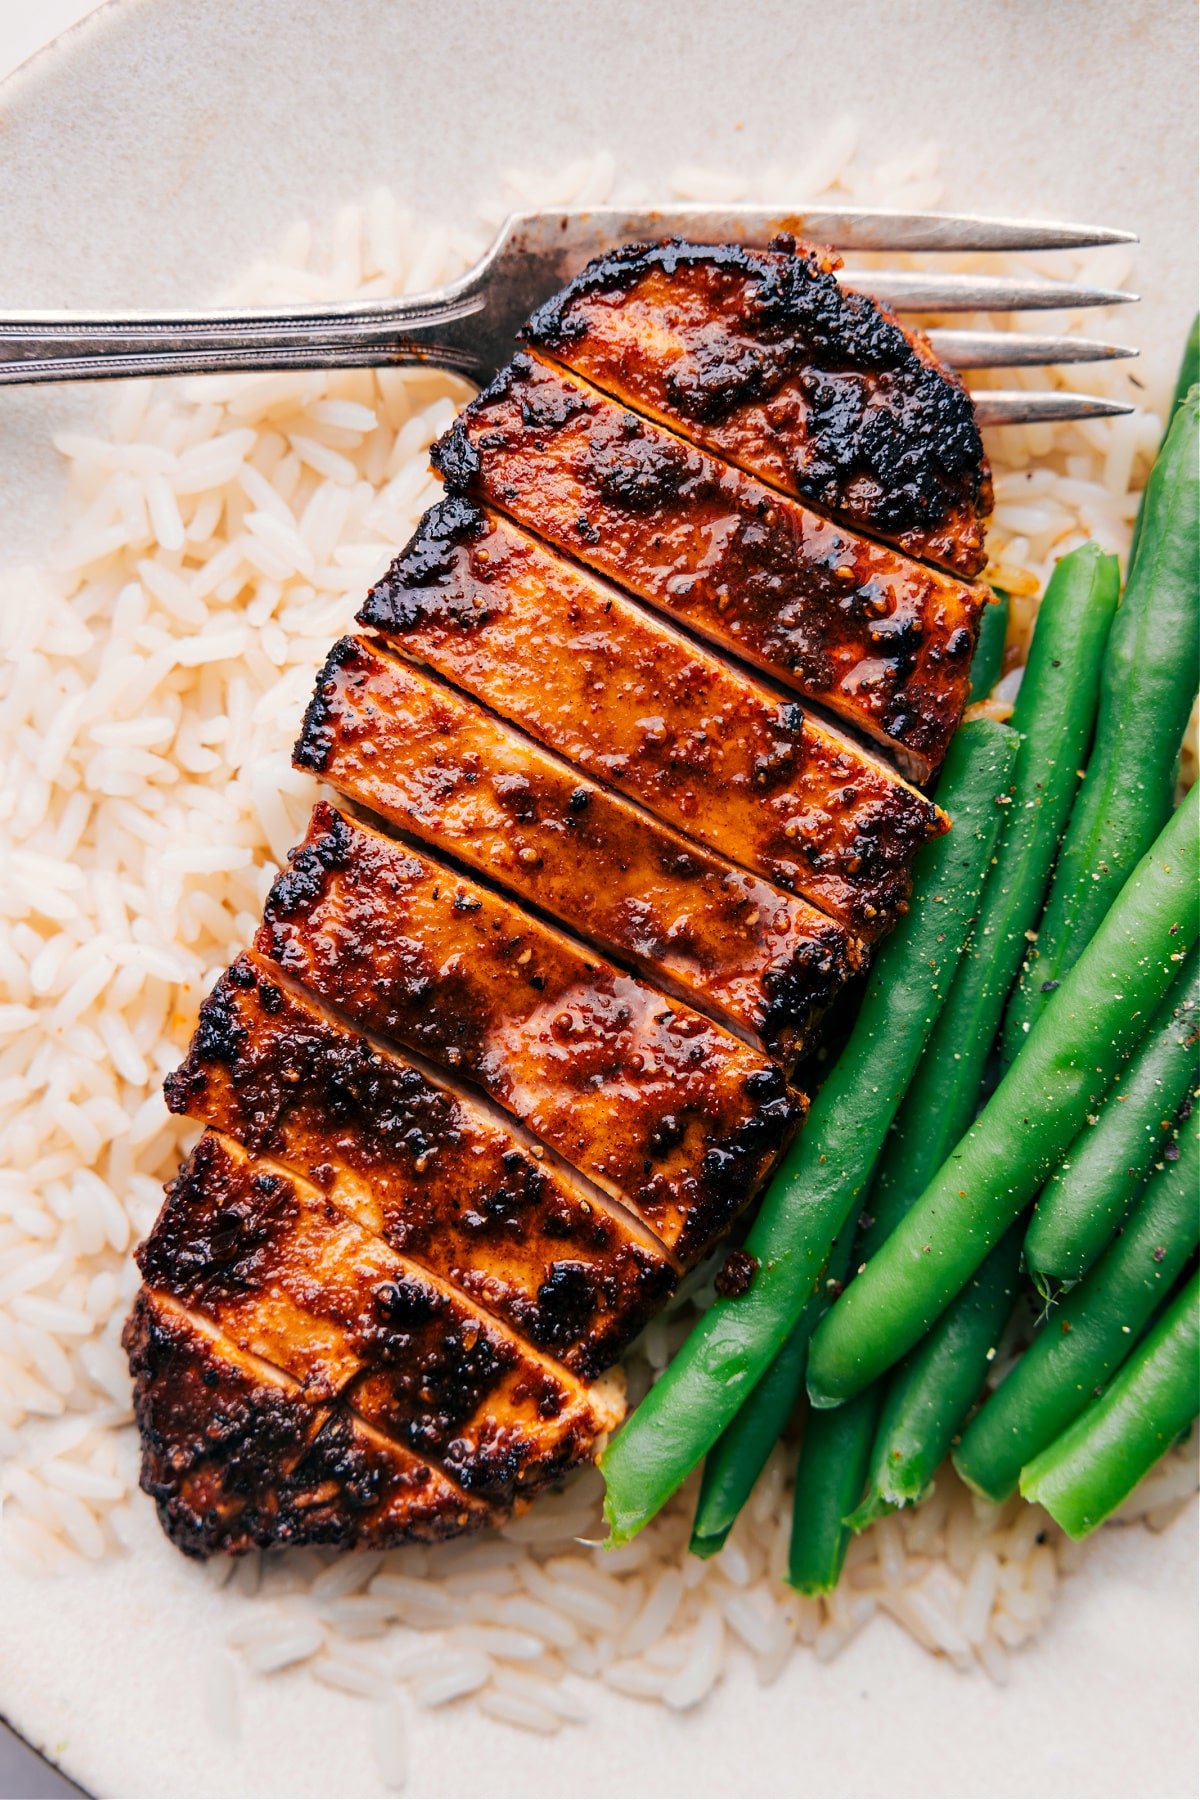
[287,1411,492,1546]
[429,420,480,490]
[261,803,353,919]
[432,353,599,497]
[123,1291,497,1556]
[664,1066,797,1261]
[293,637,368,773]
[517,369,593,434]
[587,428,694,513]
[128,238,983,1561]
[714,1248,759,1298]
[253,805,789,1258]
[795,360,982,539]
[289,1412,397,1526]
[123,1290,323,1559]
[165,960,676,1375]
[758,924,862,1054]
[530,1262,600,1350]
[519,239,835,345]
[135,1136,596,1505]
[428,357,979,774]
[744,1063,790,1105]
[434,1410,590,1498]
[523,237,987,564]
[431,358,534,491]
[163,965,249,1114]
[135,1133,298,1302]
[358,496,490,633]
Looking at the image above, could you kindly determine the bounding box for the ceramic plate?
[0,3,1196,1794]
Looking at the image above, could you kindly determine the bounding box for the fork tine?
[844,271,1138,311]
[927,329,1139,369]
[741,208,1137,253]
[531,207,1137,255]
[971,391,1135,426]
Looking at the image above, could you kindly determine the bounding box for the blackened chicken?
[127,236,990,1557]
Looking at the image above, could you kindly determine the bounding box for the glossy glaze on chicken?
[361,498,947,933]
[297,634,859,1061]
[430,358,985,780]
[522,236,992,578]
[165,953,676,1375]
[255,803,797,1261]
[126,235,989,1557]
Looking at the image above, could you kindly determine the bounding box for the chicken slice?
[296,633,860,1060]
[430,355,986,781]
[124,1288,498,1556]
[362,500,946,938]
[256,803,798,1261]
[136,1132,620,1503]
[165,951,676,1376]
[522,236,992,578]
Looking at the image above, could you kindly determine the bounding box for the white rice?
[1,130,1196,1794]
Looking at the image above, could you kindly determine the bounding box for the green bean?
[1173,320,1200,412]
[776,1194,892,1578]
[787,1386,880,1594]
[807,792,1199,1409]
[828,548,1098,1541]
[782,1150,893,1579]
[846,1226,1023,1527]
[1168,315,1200,417]
[689,1224,856,1558]
[1020,1267,1200,1538]
[1024,946,1200,1287]
[600,720,1019,1543]
[869,544,1119,1245]
[968,589,1010,702]
[1130,313,1199,561]
[800,562,1112,1541]
[1004,387,1199,1057]
[955,1108,1199,1501]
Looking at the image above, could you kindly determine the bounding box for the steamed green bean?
[807,793,1199,1408]
[1004,389,1199,1055]
[1020,1269,1200,1538]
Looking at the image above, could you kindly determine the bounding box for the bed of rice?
[1,127,1196,1792]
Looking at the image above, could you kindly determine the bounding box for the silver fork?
[0,205,1138,422]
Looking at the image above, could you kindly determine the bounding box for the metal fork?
[0,205,1138,422]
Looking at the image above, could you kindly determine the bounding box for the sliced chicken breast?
[363,499,946,937]
[430,355,985,779]
[127,235,991,1561]
[136,1132,621,1503]
[255,803,798,1261]
[522,236,992,577]
[124,1288,498,1557]
[297,632,860,1058]
[165,951,676,1376]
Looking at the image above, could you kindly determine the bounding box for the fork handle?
[0,283,491,385]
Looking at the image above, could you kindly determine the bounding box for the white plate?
[0,2,1197,1795]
